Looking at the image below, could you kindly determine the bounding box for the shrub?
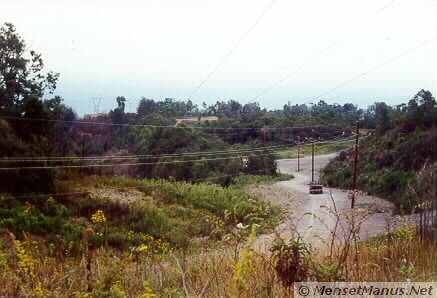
[270,237,311,287]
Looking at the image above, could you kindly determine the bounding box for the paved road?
[259,153,395,251]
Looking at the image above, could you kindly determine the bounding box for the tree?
[375,102,391,135]
[116,96,126,112]
[228,99,242,117]
[137,97,158,116]
[245,150,277,176]
[0,23,59,115]
[111,96,127,125]
[242,102,261,115]
[407,90,436,127]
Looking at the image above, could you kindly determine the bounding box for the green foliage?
[245,150,277,176]
[0,22,59,115]
[322,111,436,211]
[0,173,281,252]
[232,224,258,295]
[313,263,346,282]
[271,237,311,286]
[137,97,159,116]
[0,195,83,254]
[232,173,293,187]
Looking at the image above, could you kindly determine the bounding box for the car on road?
[309,182,323,194]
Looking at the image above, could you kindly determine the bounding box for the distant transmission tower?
[91,97,103,114]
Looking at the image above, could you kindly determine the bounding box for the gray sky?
[2,0,437,115]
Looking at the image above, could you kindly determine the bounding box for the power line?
[187,0,278,100]
[315,134,368,145]
[276,131,351,143]
[0,143,296,162]
[0,137,362,197]
[251,0,397,101]
[291,135,366,151]
[0,151,283,171]
[0,137,364,199]
[0,115,346,131]
[1,127,349,162]
[0,135,361,167]
[310,37,432,101]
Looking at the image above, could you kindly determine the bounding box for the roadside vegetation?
[1,22,436,296]
[322,93,437,211]
[1,205,435,296]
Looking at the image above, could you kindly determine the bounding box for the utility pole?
[297,145,300,172]
[351,120,360,209]
[91,96,102,114]
[311,129,315,182]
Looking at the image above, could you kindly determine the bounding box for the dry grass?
[1,175,436,297]
[0,223,436,297]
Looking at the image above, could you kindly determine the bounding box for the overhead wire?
[0,136,364,200]
[0,127,349,162]
[0,150,285,171]
[275,129,348,143]
[0,135,362,197]
[251,0,397,101]
[3,1,434,204]
[0,143,296,162]
[288,134,365,148]
[187,0,278,100]
[309,37,433,101]
[0,134,361,168]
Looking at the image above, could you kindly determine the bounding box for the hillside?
[322,126,437,210]
[1,21,437,296]
[0,173,288,251]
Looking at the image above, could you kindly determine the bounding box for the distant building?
[175,116,218,125]
[83,113,110,120]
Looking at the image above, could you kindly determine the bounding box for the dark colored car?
[309,182,323,194]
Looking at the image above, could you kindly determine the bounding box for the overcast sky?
[2,0,436,115]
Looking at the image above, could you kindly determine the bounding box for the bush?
[271,237,311,286]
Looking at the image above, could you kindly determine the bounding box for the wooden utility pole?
[351,120,360,209]
[297,145,300,172]
[311,129,315,182]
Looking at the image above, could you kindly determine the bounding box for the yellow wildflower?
[15,238,35,279]
[91,210,106,224]
[142,281,156,297]
[138,245,149,252]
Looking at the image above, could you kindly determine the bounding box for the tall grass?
[0,175,436,296]
[0,226,435,296]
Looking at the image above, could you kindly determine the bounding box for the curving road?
[255,153,395,252]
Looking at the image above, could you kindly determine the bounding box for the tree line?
[1,22,434,196]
